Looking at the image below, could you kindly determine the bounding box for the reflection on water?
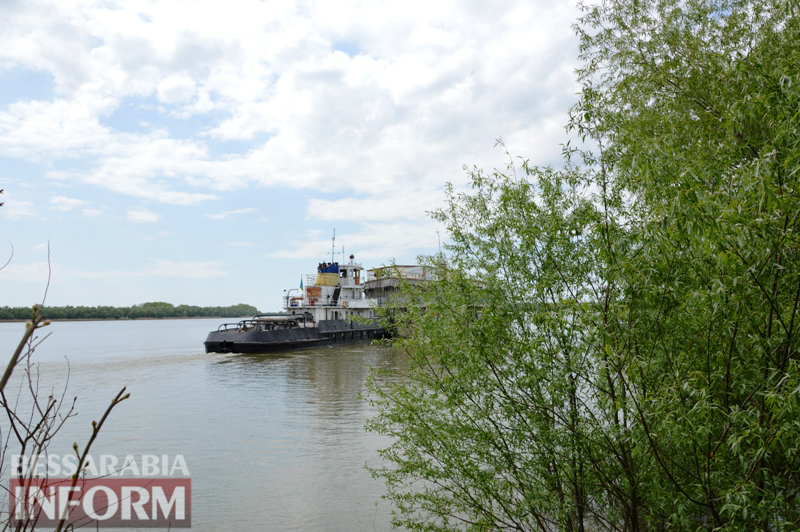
[0,319,406,531]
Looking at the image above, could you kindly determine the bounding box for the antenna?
[331,228,336,262]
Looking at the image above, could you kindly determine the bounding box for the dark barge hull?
[204,319,386,354]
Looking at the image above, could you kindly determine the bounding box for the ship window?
[341,270,347,278]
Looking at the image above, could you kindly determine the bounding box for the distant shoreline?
[0,316,254,323]
[0,302,261,321]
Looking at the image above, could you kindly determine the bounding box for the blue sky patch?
[332,41,361,58]
[101,96,223,139]
[0,67,55,106]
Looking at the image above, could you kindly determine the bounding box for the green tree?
[367,0,800,530]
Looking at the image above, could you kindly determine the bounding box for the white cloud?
[0,0,579,205]
[0,261,54,282]
[73,259,228,279]
[142,259,227,278]
[270,220,442,260]
[50,195,86,210]
[127,208,160,223]
[0,98,114,160]
[206,207,256,220]
[2,199,36,220]
[307,190,444,221]
[46,132,221,205]
[156,75,196,104]
[81,208,102,217]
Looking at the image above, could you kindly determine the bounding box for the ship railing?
[337,296,371,308]
[216,320,262,332]
[216,320,300,332]
[216,313,315,332]
[305,295,368,307]
[338,294,365,301]
[217,322,244,332]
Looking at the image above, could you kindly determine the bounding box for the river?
[0,318,405,531]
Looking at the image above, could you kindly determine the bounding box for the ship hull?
[204,319,385,354]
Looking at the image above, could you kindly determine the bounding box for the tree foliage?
[367,0,800,530]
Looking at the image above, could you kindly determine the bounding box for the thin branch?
[0,241,12,271]
[54,388,129,532]
[0,311,45,394]
[41,240,51,308]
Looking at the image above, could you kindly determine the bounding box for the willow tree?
[367,0,800,530]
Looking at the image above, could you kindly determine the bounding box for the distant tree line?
[0,302,260,321]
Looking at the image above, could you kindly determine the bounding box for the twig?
[54,388,129,532]
[41,240,51,308]
[0,309,45,394]
[0,241,12,271]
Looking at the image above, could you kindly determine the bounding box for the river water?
[0,318,405,531]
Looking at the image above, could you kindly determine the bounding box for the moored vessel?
[204,255,385,353]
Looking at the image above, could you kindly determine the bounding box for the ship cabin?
[284,254,378,323]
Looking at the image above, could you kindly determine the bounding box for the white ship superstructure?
[286,255,378,323]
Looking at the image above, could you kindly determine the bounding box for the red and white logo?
[8,454,192,528]
[9,477,191,528]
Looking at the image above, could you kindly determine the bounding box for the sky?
[0,0,581,311]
